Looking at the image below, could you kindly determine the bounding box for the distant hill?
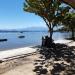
[0,27,48,32]
[24,27,48,32]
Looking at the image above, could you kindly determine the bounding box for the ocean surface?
[0,32,72,51]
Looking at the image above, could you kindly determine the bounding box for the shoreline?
[0,39,75,75]
[0,46,39,61]
[0,39,75,61]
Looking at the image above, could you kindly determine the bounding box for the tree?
[63,13,75,40]
[23,0,70,46]
[61,0,75,9]
[24,0,59,39]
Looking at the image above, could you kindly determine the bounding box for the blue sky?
[0,0,46,29]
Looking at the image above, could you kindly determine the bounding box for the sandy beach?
[0,0,75,75]
[0,53,40,75]
[0,46,39,61]
[0,39,75,75]
[0,46,40,75]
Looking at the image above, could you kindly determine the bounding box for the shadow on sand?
[33,43,75,75]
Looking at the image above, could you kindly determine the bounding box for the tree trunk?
[71,28,74,40]
[49,23,53,40]
[49,29,53,40]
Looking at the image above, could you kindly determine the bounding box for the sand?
[0,53,40,75]
[54,39,75,46]
[0,39,75,75]
[0,46,38,61]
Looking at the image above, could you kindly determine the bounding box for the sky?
[0,0,47,29]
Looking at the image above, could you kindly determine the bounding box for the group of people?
[42,36,55,48]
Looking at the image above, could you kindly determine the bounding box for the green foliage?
[24,0,62,25]
[63,13,75,30]
[62,0,75,9]
[23,0,70,39]
[23,0,70,26]
[62,13,75,39]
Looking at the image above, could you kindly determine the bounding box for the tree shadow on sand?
[33,43,75,75]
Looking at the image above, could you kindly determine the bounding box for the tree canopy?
[23,0,70,39]
[61,0,75,9]
[62,13,75,39]
[24,0,61,27]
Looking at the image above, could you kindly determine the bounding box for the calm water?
[0,32,71,51]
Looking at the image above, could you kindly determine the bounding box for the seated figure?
[42,35,55,48]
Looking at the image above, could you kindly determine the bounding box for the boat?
[20,31,23,33]
[18,36,25,38]
[0,39,7,42]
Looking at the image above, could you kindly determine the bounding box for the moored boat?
[0,39,7,42]
[18,36,25,38]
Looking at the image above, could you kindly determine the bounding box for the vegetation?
[23,1,75,75]
[63,13,75,40]
[61,0,75,9]
[23,0,70,43]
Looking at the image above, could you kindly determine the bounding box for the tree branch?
[42,17,50,28]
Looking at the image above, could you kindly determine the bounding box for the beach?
[0,46,38,61]
[0,39,75,75]
[0,46,39,75]
[0,0,75,75]
[0,52,39,75]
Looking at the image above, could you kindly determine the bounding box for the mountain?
[0,27,48,32]
[24,27,48,32]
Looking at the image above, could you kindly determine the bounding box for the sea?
[0,31,72,51]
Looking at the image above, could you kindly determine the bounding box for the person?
[45,36,49,47]
[42,36,45,46]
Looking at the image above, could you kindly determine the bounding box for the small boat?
[0,39,7,42]
[18,36,25,38]
[20,31,23,33]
